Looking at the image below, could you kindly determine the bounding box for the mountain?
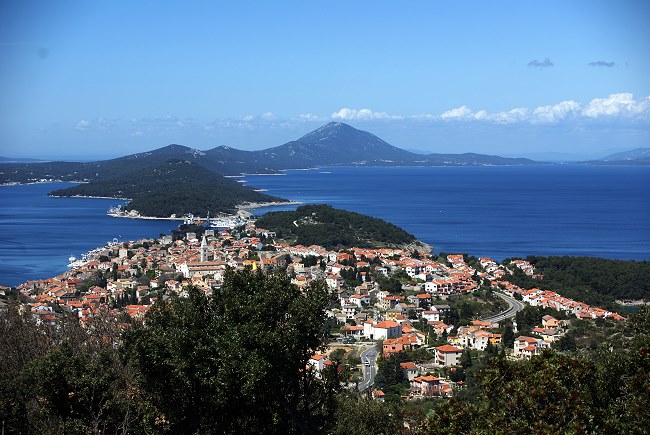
[0,123,539,185]
[49,159,284,217]
[588,147,650,165]
[257,122,415,166]
[251,122,537,168]
[0,156,47,163]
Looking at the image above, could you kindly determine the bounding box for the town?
[1,217,627,406]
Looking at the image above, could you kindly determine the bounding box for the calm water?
[0,183,177,286]
[243,165,650,261]
[1,165,648,286]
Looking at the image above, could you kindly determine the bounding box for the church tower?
[200,234,208,262]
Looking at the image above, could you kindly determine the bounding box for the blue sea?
[1,165,649,286]
[243,165,650,260]
[0,183,177,287]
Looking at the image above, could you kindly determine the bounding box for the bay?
[0,183,177,287]
[1,165,648,287]
[243,165,650,261]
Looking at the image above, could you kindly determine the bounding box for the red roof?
[436,344,462,353]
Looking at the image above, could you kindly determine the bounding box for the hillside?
[587,147,650,166]
[256,122,415,167]
[250,122,537,168]
[0,123,539,185]
[49,159,285,217]
[255,204,419,249]
[506,256,650,309]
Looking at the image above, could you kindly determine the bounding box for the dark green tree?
[121,268,336,433]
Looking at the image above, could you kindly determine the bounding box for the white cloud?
[433,93,649,125]
[490,108,529,124]
[582,93,650,119]
[74,119,91,131]
[331,108,398,120]
[296,113,321,121]
[441,105,473,120]
[532,100,581,123]
[261,111,274,120]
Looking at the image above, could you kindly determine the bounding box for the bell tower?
[200,234,208,262]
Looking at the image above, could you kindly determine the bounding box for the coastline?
[106,200,303,221]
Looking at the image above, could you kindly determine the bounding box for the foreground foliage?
[0,269,336,434]
[420,307,650,434]
[1,275,648,434]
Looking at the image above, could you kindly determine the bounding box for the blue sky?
[1,1,648,160]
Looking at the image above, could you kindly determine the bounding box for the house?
[421,309,440,322]
[435,344,463,367]
[308,354,334,378]
[363,319,402,340]
[383,336,416,357]
[513,336,546,358]
[343,324,365,339]
[308,354,328,372]
[542,314,560,329]
[342,304,357,320]
[400,361,419,381]
[410,375,451,397]
[349,294,371,308]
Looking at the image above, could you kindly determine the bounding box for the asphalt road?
[481,292,525,323]
[358,345,379,391]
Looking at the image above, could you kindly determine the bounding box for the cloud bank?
[71,93,650,142]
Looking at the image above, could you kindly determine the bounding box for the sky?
[1,0,649,160]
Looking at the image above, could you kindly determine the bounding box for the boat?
[67,255,85,269]
[210,215,247,229]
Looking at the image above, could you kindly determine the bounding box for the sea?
[1,165,649,287]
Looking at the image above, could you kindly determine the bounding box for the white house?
[363,319,402,340]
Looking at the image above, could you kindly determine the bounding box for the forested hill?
[254,204,419,249]
[507,256,650,308]
[49,159,284,217]
[0,123,539,185]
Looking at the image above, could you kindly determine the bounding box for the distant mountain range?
[1,122,539,184]
[208,122,538,170]
[587,147,650,165]
[0,156,47,164]
[0,122,541,216]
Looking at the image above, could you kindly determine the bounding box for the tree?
[421,308,650,433]
[331,392,402,435]
[502,322,515,348]
[459,348,473,369]
[121,268,337,433]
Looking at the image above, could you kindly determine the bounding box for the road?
[481,292,525,323]
[357,345,379,391]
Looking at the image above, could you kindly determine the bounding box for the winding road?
[481,292,525,323]
[358,345,379,391]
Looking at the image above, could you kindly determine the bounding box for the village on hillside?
[1,220,626,402]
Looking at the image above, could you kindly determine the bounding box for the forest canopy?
[255,204,418,249]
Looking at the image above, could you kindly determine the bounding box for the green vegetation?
[506,256,650,310]
[420,308,650,434]
[0,269,337,433]
[1,271,648,433]
[255,204,418,249]
[50,159,284,217]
